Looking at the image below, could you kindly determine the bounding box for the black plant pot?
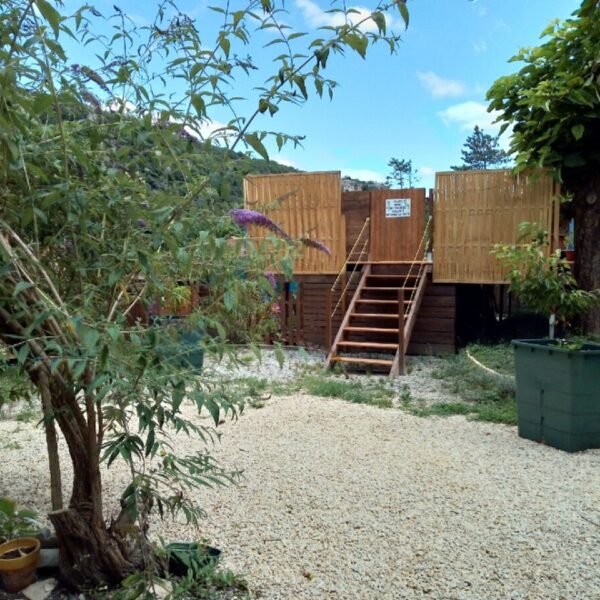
[165,542,221,577]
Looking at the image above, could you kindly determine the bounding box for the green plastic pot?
[512,339,600,452]
[155,317,204,371]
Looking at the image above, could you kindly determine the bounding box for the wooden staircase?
[326,262,431,377]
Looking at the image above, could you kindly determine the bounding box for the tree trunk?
[570,172,600,334]
[38,371,64,511]
[44,377,140,589]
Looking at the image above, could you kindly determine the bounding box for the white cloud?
[295,0,403,34]
[275,157,299,168]
[180,119,234,142]
[472,40,488,54]
[419,166,436,178]
[417,71,466,99]
[438,101,500,132]
[343,168,386,182]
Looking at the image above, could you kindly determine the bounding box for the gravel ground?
[1,351,599,599]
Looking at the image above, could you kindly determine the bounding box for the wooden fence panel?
[341,191,371,257]
[243,172,345,274]
[369,188,427,261]
[434,170,559,283]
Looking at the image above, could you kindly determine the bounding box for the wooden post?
[428,188,435,256]
[298,282,304,345]
[397,289,406,376]
[280,284,287,344]
[326,288,332,351]
[286,285,293,344]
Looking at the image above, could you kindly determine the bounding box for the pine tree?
[385,157,419,187]
[451,126,510,170]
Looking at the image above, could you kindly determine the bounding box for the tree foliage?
[487,0,600,333]
[492,223,599,337]
[450,125,509,171]
[385,157,419,187]
[0,0,409,592]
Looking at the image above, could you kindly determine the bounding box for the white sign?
[385,198,411,218]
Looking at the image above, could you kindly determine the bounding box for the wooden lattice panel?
[433,170,559,284]
[243,171,345,274]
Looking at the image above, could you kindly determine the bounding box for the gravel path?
[1,352,599,599]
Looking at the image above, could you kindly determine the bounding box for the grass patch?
[411,402,475,418]
[226,376,272,408]
[300,374,394,408]
[466,343,515,376]
[428,344,517,425]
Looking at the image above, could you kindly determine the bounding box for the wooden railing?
[326,217,370,349]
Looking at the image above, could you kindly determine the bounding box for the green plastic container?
[512,339,600,452]
[156,318,204,371]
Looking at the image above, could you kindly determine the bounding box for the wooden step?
[350,313,400,319]
[345,326,400,334]
[363,287,417,292]
[337,341,399,349]
[356,299,410,305]
[331,356,394,366]
[367,274,419,280]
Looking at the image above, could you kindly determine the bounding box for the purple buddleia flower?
[229,208,292,242]
[263,271,277,289]
[136,218,147,229]
[299,237,332,256]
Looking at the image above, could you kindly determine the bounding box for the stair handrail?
[329,217,370,292]
[326,217,370,349]
[329,217,370,316]
[402,216,432,317]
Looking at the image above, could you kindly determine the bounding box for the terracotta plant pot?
[0,537,41,592]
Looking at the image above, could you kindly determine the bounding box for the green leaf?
[398,1,409,28]
[32,94,54,115]
[219,35,231,57]
[244,133,269,160]
[191,94,205,118]
[35,0,61,36]
[223,289,237,311]
[77,324,100,354]
[571,124,584,140]
[206,398,220,425]
[16,344,29,366]
[13,281,34,296]
[371,11,386,34]
[138,251,150,273]
[344,33,368,59]
[294,76,308,99]
[274,344,284,369]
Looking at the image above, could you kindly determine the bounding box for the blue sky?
[267,0,580,188]
[62,0,580,188]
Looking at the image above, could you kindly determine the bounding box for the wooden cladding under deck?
[292,273,455,354]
